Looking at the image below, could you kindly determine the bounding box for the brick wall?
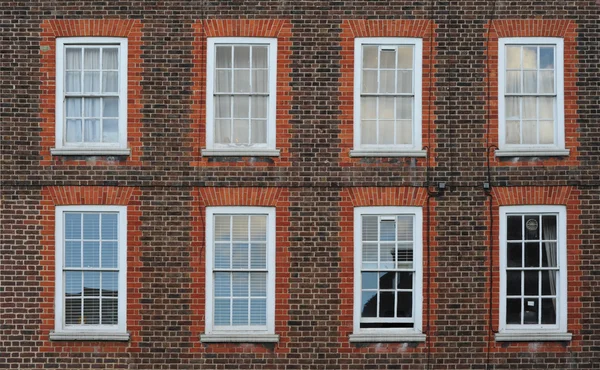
[1,0,599,369]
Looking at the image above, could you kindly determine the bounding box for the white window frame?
[202,206,278,342]
[203,37,279,157]
[350,207,425,342]
[51,205,128,341]
[497,37,567,157]
[351,38,425,158]
[53,37,129,156]
[497,205,571,342]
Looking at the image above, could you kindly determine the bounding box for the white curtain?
[543,221,557,311]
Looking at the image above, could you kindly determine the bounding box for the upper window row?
[53,37,566,157]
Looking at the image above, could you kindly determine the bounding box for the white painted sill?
[350,149,427,158]
[349,332,427,343]
[201,149,280,157]
[51,148,131,156]
[200,333,280,343]
[495,331,572,342]
[50,331,130,341]
[495,149,570,157]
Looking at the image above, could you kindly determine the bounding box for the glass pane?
[66,98,82,117]
[541,271,557,296]
[362,46,378,69]
[505,120,520,144]
[84,119,101,142]
[538,97,554,119]
[216,46,232,68]
[233,120,250,144]
[380,70,395,93]
[252,70,268,93]
[233,96,249,118]
[523,298,538,324]
[232,299,248,325]
[522,121,537,145]
[250,273,266,297]
[379,292,395,318]
[234,46,250,68]
[102,299,118,325]
[83,271,100,296]
[83,214,100,239]
[232,216,248,240]
[379,243,395,269]
[361,120,376,145]
[361,97,377,119]
[524,270,539,296]
[65,271,82,297]
[101,241,118,268]
[251,120,267,144]
[215,96,231,118]
[214,272,231,297]
[522,97,536,119]
[379,97,394,120]
[252,46,268,68]
[250,298,267,325]
[362,272,378,290]
[506,71,521,94]
[397,292,412,318]
[85,98,101,117]
[506,216,522,240]
[214,299,230,325]
[505,97,519,120]
[232,243,249,269]
[66,48,82,69]
[539,121,554,144]
[102,48,118,69]
[379,271,395,290]
[379,120,394,145]
[103,119,118,142]
[539,71,554,94]
[523,71,537,94]
[396,97,412,120]
[84,48,100,69]
[214,216,231,241]
[541,298,556,324]
[250,243,266,269]
[396,216,413,241]
[66,119,82,142]
[524,242,540,268]
[102,71,118,93]
[361,291,377,317]
[83,71,100,93]
[215,243,230,269]
[397,46,413,69]
[102,97,118,118]
[397,246,413,269]
[506,46,521,69]
[65,213,81,239]
[215,70,231,93]
[102,272,118,297]
[524,215,540,240]
[507,243,522,267]
[215,119,231,144]
[396,120,412,145]
[362,243,377,264]
[506,298,521,324]
[522,46,537,69]
[65,298,82,325]
[101,213,118,239]
[541,242,557,269]
[83,241,100,268]
[397,272,413,290]
[506,270,521,296]
[234,70,251,93]
[362,70,378,93]
[66,71,81,93]
[540,47,554,69]
[65,241,81,268]
[397,70,412,94]
[379,220,395,241]
[380,49,396,69]
[251,96,267,119]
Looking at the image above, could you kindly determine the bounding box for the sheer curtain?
[543,221,557,311]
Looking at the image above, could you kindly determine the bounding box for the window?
[54,37,128,155]
[351,207,424,342]
[52,206,128,340]
[352,38,423,157]
[203,207,277,342]
[497,38,566,156]
[498,205,570,341]
[204,38,278,156]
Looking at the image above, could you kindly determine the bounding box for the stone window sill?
[201,149,280,157]
[495,331,572,342]
[51,148,131,156]
[349,332,427,343]
[495,149,570,157]
[200,333,280,343]
[350,149,427,158]
[50,331,130,341]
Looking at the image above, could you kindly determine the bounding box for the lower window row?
[53,205,569,340]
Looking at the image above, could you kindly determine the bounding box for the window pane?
[522,46,537,69]
[506,270,521,296]
[101,241,118,268]
[65,298,82,325]
[396,216,413,241]
[252,70,268,93]
[361,291,377,317]
[85,98,101,118]
[83,214,100,239]
[102,272,118,297]
[250,298,267,325]
[505,120,520,144]
[215,119,231,144]
[539,121,554,144]
[361,120,376,144]
[541,242,557,267]
[541,271,557,296]
[252,46,268,68]
[397,246,413,269]
[66,71,81,93]
[84,119,101,142]
[362,46,378,69]
[521,121,536,145]
[215,96,231,119]
[214,299,230,325]
[539,71,554,94]
[215,243,230,269]
[83,271,100,296]
[66,119,82,142]
[397,272,413,290]
[396,70,412,94]
[524,270,539,296]
[379,292,395,317]
[250,215,266,241]
[65,213,81,239]
[233,96,249,118]
[232,217,248,241]
[215,70,231,93]
[379,243,395,269]
[101,213,118,239]
[379,271,395,289]
[539,47,554,69]
[380,49,396,69]
[506,46,521,69]
[65,241,81,268]
[362,243,377,266]
[66,98,82,117]
[251,96,267,119]
[538,97,554,119]
[250,243,266,269]
[102,71,118,93]
[362,70,378,93]
[232,243,249,269]
[379,120,394,145]
[102,48,118,69]
[83,241,100,268]
[103,120,119,143]
[216,46,232,68]
[506,298,521,324]
[507,243,522,267]
[65,271,82,297]
[541,298,557,324]
[524,242,540,268]
[523,299,538,324]
[250,273,266,297]
[506,71,521,94]
[84,48,100,69]
[524,215,540,240]
[521,97,536,120]
[396,97,412,120]
[362,216,377,241]
[214,216,231,241]
[506,216,522,240]
[523,71,537,94]
[232,299,249,325]
[362,272,378,290]
[380,70,395,93]
[234,70,251,93]
[214,272,231,297]
[103,97,119,118]
[66,48,82,69]
[505,97,519,120]
[397,292,412,318]
[397,46,413,69]
[234,46,250,68]
[232,120,250,144]
[379,97,394,120]
[396,120,412,145]
[102,299,118,325]
[361,97,377,119]
[83,71,100,93]
[251,120,267,144]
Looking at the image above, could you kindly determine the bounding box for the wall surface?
[1,0,599,368]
